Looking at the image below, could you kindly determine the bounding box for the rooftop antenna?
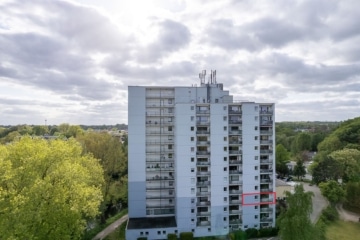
[199,70,206,84]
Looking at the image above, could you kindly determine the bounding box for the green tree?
[77,132,127,222]
[292,132,311,154]
[329,149,360,182]
[293,158,306,180]
[32,125,49,136]
[345,182,360,211]
[0,137,104,239]
[312,155,343,184]
[277,184,315,240]
[319,180,345,206]
[276,144,290,176]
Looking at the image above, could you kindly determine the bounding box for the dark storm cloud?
[137,19,191,62]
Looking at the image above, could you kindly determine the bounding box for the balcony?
[197,211,211,216]
[260,159,272,164]
[146,140,174,145]
[196,130,210,134]
[260,130,273,135]
[229,160,242,165]
[196,201,211,206]
[229,120,242,125]
[260,188,273,193]
[197,221,211,227]
[146,175,174,181]
[146,121,174,126]
[229,199,241,204]
[196,151,210,156]
[196,181,210,187]
[260,198,273,203]
[146,194,174,199]
[260,218,273,223]
[229,170,242,175]
[196,191,211,196]
[146,149,174,154]
[146,93,174,98]
[229,130,242,135]
[196,121,210,125]
[229,189,242,195]
[146,102,174,108]
[260,169,272,174]
[260,150,273,154]
[196,109,210,115]
[260,121,273,126]
[229,150,242,155]
[196,161,210,166]
[146,157,174,163]
[229,179,242,185]
[196,141,210,146]
[146,130,174,135]
[229,219,242,225]
[259,110,273,115]
[260,140,273,144]
[229,209,242,214]
[229,140,242,145]
[146,203,175,208]
[228,109,242,114]
[197,171,211,176]
[260,207,273,213]
[260,178,272,183]
[146,112,174,116]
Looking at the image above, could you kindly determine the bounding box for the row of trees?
[0,124,128,238]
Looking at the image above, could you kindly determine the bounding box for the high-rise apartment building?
[127,71,275,240]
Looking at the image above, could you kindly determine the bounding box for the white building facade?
[127,71,275,240]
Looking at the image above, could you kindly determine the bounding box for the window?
[224,126,227,131]
[158,231,161,235]
[224,147,227,151]
[191,188,195,194]
[168,99,172,104]
[191,157,194,162]
[255,176,258,180]
[244,225,248,229]
[168,108,173,113]
[163,231,166,234]
[224,137,227,141]
[255,126,258,130]
[224,207,228,211]
[224,157,227,161]
[191,199,195,204]
[223,116,227,121]
[191,126,194,131]
[191,218,194,223]
[168,153,173,159]
[255,186,258,190]
[191,168,194,173]
[224,167,227,171]
[254,225,258,228]
[255,106,258,111]
[191,147,194,152]
[255,195,258,199]
[255,206,258,209]
[191,106,194,110]
[255,166,258,170]
[224,187,227,191]
[191,137,194,141]
[140,232,143,236]
[208,228,211,232]
[191,178,195,183]
[168,117,172,122]
[224,197,228,202]
[168,126,172,131]
[224,106,227,110]
[255,116,258,121]
[192,229,195,233]
[255,146,258,150]
[191,116,194,121]
[255,215,258,219]
[255,156,258,160]
[168,144,172,149]
[224,177,228,182]
[169,181,173,186]
[146,232,149,235]
[191,209,194,213]
[255,136,258,140]
[223,217,227,221]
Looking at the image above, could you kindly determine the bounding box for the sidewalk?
[92,214,128,240]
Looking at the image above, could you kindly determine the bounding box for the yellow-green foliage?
[0,137,104,239]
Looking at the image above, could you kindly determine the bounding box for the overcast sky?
[1,0,360,125]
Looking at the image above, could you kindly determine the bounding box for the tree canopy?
[277,184,315,240]
[0,137,104,239]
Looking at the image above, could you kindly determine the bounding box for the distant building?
[127,71,276,239]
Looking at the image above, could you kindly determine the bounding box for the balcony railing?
[197,211,211,216]
[146,140,174,145]
[228,109,242,114]
[260,207,273,213]
[196,191,211,196]
[229,160,242,164]
[229,140,242,145]
[260,179,272,183]
[197,181,210,186]
[229,120,242,124]
[196,161,210,166]
[229,130,242,135]
[260,159,272,164]
[146,103,174,107]
[197,141,210,146]
[229,170,242,175]
[260,198,273,203]
[229,219,242,224]
[229,190,242,195]
[146,112,174,116]
[229,150,242,155]
[196,121,210,125]
[260,150,273,154]
[196,201,211,206]
[146,203,175,207]
[196,130,210,134]
[229,199,241,204]
[229,180,242,185]
[260,140,273,144]
[260,130,273,135]
[196,110,210,114]
[197,221,211,226]
[260,218,273,222]
[259,110,273,114]
[260,188,273,193]
[260,169,273,174]
[146,130,174,135]
[229,209,242,214]
[197,171,211,176]
[196,151,210,155]
[260,121,273,125]
[146,194,174,199]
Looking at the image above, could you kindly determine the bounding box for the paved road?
[302,182,328,223]
[92,214,128,240]
[336,204,360,222]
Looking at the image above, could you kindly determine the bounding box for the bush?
[319,206,339,224]
[168,233,177,240]
[258,227,278,237]
[245,228,258,238]
[228,230,246,240]
[180,232,193,240]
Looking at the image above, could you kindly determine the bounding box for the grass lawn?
[326,220,360,240]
